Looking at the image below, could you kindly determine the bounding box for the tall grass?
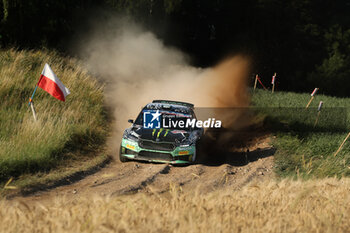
[0,49,108,181]
[252,89,350,178]
[1,178,350,232]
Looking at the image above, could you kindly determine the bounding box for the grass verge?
[0,49,109,187]
[252,89,350,179]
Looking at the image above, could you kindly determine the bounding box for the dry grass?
[2,178,350,233]
[0,49,108,182]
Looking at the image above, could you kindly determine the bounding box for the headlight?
[124,134,138,141]
[123,130,139,141]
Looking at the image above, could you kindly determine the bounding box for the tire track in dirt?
[12,135,275,203]
[16,162,169,202]
[111,164,171,195]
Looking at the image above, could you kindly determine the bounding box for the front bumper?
[120,138,195,164]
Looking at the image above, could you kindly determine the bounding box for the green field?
[0,49,109,185]
[253,89,350,179]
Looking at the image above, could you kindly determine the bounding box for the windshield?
[134,108,195,127]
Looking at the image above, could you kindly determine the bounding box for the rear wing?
[152,100,194,109]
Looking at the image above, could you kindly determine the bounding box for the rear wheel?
[193,139,205,164]
[191,143,200,164]
[191,145,197,163]
[119,146,129,162]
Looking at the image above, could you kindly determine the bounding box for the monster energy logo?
[152,129,170,139]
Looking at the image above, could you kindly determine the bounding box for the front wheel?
[119,146,129,162]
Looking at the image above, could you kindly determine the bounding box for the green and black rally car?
[119,100,203,164]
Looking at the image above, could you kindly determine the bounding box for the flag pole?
[28,84,39,121]
[28,85,39,107]
[28,75,43,121]
[29,100,37,121]
[28,74,43,107]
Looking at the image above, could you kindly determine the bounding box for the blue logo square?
[143,110,162,129]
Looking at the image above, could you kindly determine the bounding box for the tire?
[119,146,129,162]
[193,138,206,164]
[193,141,200,163]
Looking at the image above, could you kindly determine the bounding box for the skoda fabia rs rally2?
[119,100,203,164]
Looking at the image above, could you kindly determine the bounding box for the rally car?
[119,100,203,164]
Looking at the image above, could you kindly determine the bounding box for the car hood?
[135,127,191,143]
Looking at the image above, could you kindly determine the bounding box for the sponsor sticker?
[178,150,189,155]
[126,144,135,150]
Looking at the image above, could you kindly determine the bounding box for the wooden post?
[306,88,319,109]
[253,74,258,92]
[314,101,323,127]
[314,111,321,127]
[271,72,276,93]
[29,99,37,121]
[4,177,17,190]
[306,96,314,109]
[334,132,350,157]
[256,75,267,90]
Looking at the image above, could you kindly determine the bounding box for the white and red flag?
[37,63,70,101]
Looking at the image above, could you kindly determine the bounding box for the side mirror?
[128,119,134,124]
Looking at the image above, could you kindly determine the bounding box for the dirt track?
[15,134,275,202]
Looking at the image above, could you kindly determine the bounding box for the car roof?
[152,100,194,108]
[144,102,192,114]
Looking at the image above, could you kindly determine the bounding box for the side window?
[191,110,197,120]
[134,111,143,125]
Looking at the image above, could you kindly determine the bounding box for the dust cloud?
[80,19,251,137]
